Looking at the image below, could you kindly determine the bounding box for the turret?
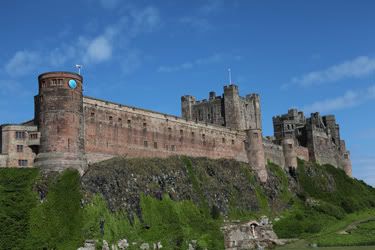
[224,84,243,129]
[342,152,352,177]
[246,129,267,182]
[282,138,298,176]
[181,95,196,121]
[34,72,87,174]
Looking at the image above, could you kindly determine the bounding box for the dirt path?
[337,217,375,235]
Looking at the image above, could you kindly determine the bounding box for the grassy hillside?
[0,157,374,249]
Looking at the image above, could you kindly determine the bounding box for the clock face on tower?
[68,79,77,89]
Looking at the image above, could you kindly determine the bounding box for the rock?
[118,239,129,249]
[140,243,150,250]
[77,239,96,250]
[102,240,110,250]
[153,241,162,249]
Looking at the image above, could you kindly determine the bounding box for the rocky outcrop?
[81,157,279,218]
[222,217,286,250]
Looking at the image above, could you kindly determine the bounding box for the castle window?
[232,139,235,145]
[29,133,38,139]
[18,160,27,167]
[180,129,183,136]
[109,116,113,121]
[202,134,205,140]
[144,141,148,147]
[16,145,23,152]
[165,145,169,150]
[154,142,158,149]
[191,131,195,137]
[222,138,226,143]
[91,112,95,117]
[15,131,26,140]
[171,145,175,151]
[127,119,132,128]
[143,122,147,134]
[118,118,122,122]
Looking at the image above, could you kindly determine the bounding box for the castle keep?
[0,72,352,180]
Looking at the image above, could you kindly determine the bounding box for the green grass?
[273,159,375,241]
[83,194,224,249]
[0,168,39,250]
[26,169,84,250]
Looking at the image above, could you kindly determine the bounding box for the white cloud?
[291,56,375,87]
[3,5,160,76]
[302,85,375,114]
[84,36,113,64]
[5,50,41,76]
[158,53,236,73]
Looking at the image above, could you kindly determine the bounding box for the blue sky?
[0,0,374,185]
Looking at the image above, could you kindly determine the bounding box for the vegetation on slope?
[0,168,38,249]
[273,159,375,246]
[0,156,374,249]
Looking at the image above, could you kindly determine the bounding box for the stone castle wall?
[83,97,249,164]
[263,140,285,168]
[0,125,38,167]
[295,145,309,161]
[307,128,340,167]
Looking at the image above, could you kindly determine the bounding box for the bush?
[0,168,39,249]
[26,169,84,249]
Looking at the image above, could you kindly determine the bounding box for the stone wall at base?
[263,140,285,168]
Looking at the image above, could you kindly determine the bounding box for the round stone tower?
[342,152,352,177]
[246,129,268,182]
[34,72,87,174]
[282,138,298,173]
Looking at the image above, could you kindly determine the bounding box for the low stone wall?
[263,141,285,168]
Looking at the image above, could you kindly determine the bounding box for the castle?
[0,72,352,182]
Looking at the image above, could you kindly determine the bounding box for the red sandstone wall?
[83,97,249,164]
[295,145,309,161]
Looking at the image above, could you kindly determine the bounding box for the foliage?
[1,157,375,249]
[0,168,39,250]
[274,159,375,240]
[83,194,224,249]
[26,169,84,250]
[297,159,375,212]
